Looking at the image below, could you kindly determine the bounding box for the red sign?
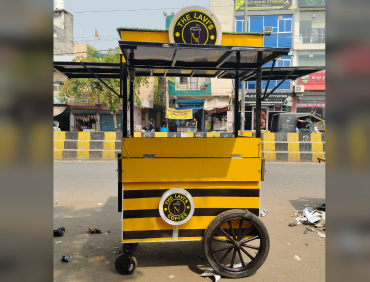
[296,103,325,108]
[298,73,325,90]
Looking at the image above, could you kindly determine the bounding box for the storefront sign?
[67,93,95,105]
[166,108,193,119]
[169,6,222,45]
[298,73,325,90]
[245,93,293,106]
[235,0,292,11]
[296,103,325,108]
[298,0,326,8]
[159,188,195,226]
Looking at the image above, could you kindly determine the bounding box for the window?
[299,12,325,44]
[235,17,248,32]
[297,51,325,66]
[180,77,188,84]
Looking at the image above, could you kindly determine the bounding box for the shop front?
[244,92,293,131]
[203,97,230,132]
[297,72,325,119]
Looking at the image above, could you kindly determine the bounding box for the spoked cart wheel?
[115,253,137,275]
[203,209,270,279]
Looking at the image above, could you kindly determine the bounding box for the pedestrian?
[150,118,155,132]
[147,120,153,132]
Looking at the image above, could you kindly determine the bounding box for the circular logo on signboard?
[169,6,222,45]
[159,188,195,225]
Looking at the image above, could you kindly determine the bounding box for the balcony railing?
[176,82,210,91]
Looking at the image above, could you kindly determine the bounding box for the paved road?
[54,161,325,282]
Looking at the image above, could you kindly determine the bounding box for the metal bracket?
[143,154,155,159]
[231,154,242,159]
[261,158,266,181]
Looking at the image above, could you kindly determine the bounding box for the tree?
[59,47,149,129]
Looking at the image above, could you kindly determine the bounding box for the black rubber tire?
[115,254,137,275]
[203,209,269,279]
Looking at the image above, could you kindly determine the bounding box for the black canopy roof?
[53,41,324,80]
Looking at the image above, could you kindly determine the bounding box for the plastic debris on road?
[53,227,65,237]
[289,205,326,239]
[318,232,325,238]
[169,275,175,279]
[98,203,102,206]
[61,255,72,262]
[201,269,221,282]
[294,255,301,261]
[260,209,267,217]
[55,241,62,244]
[88,227,101,234]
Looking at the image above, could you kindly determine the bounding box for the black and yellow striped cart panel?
[121,137,262,242]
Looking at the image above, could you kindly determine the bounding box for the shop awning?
[204,97,229,113]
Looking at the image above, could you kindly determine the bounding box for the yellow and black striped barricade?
[116,137,269,278]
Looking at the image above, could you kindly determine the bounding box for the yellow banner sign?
[166,108,193,119]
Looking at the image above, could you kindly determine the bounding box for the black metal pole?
[121,56,128,138]
[256,66,262,139]
[129,50,135,137]
[234,51,240,138]
[129,80,134,137]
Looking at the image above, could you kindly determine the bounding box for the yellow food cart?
[54,28,323,281]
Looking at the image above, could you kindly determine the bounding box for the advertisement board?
[298,0,326,8]
[296,103,325,108]
[298,72,325,90]
[235,0,292,11]
[245,93,293,106]
[166,108,193,119]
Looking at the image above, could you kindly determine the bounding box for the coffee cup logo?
[169,6,222,45]
[159,188,195,225]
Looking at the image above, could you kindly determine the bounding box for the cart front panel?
[121,138,262,243]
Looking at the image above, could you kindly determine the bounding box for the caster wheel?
[203,209,269,279]
[115,254,137,275]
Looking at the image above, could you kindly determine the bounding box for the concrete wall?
[54,132,325,162]
[53,10,73,55]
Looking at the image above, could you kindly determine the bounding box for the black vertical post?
[117,153,122,212]
[234,51,240,138]
[129,80,134,137]
[129,50,135,137]
[121,55,128,138]
[256,51,262,139]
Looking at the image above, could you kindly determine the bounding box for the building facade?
[208,0,325,132]
[293,0,326,119]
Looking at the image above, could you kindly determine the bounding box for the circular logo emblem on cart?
[168,6,222,45]
[159,188,195,225]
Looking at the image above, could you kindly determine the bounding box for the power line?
[69,4,250,14]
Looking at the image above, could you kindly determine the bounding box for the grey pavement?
[54,161,325,282]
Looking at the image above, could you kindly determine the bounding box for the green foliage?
[59,47,149,113]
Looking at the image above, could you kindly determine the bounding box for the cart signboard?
[159,188,195,225]
[169,6,222,45]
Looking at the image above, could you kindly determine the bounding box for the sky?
[64,0,210,52]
